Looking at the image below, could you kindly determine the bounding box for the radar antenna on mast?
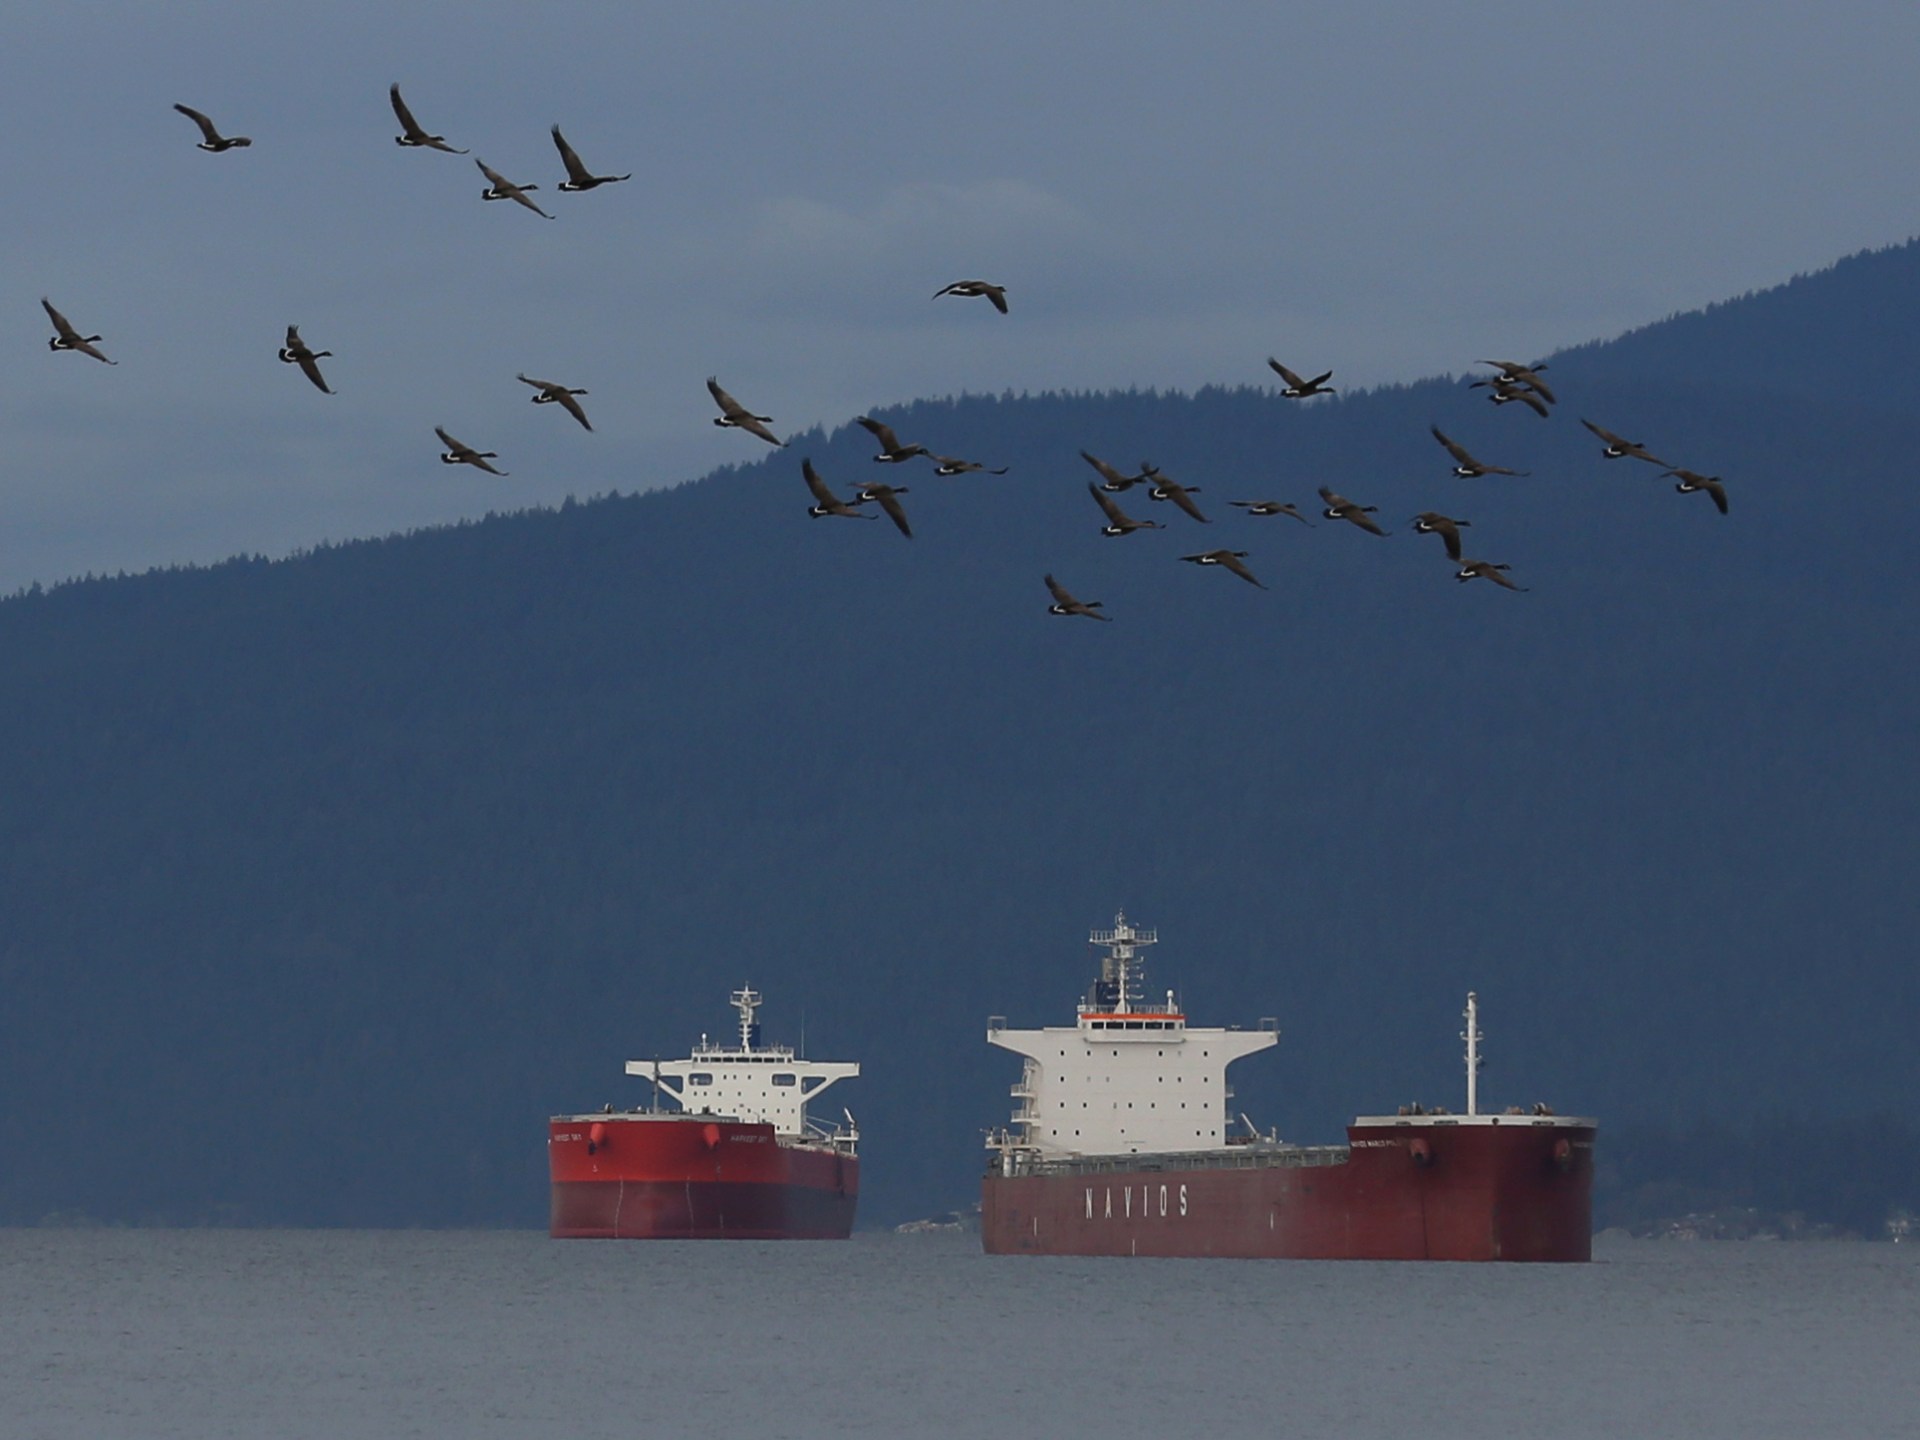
[732,986,763,1052]
[1086,911,1159,1014]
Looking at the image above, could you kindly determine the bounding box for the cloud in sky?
[752,180,1090,267]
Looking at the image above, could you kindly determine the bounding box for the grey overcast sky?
[5,2,1917,591]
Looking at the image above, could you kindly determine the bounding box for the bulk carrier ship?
[549,987,860,1239]
[982,915,1595,1261]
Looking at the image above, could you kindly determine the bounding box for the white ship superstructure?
[987,914,1276,1157]
[628,987,859,1141]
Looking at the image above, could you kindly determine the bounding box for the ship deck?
[989,1112,1597,1180]
[990,1142,1351,1179]
[550,1111,854,1157]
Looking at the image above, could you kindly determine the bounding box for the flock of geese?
[761,344,1730,618]
[38,90,1729,622]
[37,89,1021,497]
[42,86,643,479]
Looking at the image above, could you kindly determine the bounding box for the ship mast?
[1463,991,1482,1117]
[1087,912,1158,1014]
[732,986,762,1053]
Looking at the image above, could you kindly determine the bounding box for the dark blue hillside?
[1,242,1916,1227]
[1552,236,1920,409]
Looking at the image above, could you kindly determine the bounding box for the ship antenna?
[1088,910,1158,1014]
[733,985,762,1052]
[1463,991,1482,1117]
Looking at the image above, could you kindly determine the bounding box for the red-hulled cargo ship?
[549,987,859,1239]
[981,915,1595,1261]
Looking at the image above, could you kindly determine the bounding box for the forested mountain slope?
[2,242,1916,1227]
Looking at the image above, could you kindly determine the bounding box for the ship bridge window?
[689,1073,713,1086]
[772,1074,796,1087]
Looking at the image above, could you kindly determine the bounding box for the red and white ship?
[981,915,1596,1261]
[549,987,860,1239]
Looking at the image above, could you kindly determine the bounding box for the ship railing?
[1010,1058,1040,1102]
[688,1042,798,1060]
[802,1115,858,1149]
[989,1142,1350,1179]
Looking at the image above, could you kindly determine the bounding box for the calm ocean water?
[1,1229,1915,1439]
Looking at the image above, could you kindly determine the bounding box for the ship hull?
[981,1118,1594,1261]
[549,1115,858,1240]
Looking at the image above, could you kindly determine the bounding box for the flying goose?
[173,104,251,152]
[1477,360,1556,405]
[389,84,467,152]
[1456,559,1529,591]
[277,325,333,394]
[932,280,1008,314]
[1580,419,1669,467]
[1081,450,1148,492]
[1267,359,1335,398]
[1431,426,1529,478]
[517,374,592,430]
[41,299,114,364]
[1411,511,1470,561]
[1180,549,1265,588]
[854,481,913,537]
[706,377,784,446]
[1318,486,1387,535]
[1664,468,1729,514]
[1175,549,1267,587]
[855,416,929,463]
[930,453,1008,476]
[1229,500,1312,525]
[551,126,630,191]
[434,426,507,475]
[1480,379,1550,418]
[1089,483,1161,536]
[1045,574,1111,621]
[1144,466,1209,523]
[803,459,875,519]
[476,159,553,219]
